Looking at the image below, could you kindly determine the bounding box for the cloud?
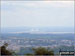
[1,1,74,27]
[1,1,74,8]
[41,1,74,7]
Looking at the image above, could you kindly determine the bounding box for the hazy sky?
[1,1,74,28]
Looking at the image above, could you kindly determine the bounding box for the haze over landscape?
[1,1,74,56]
[1,1,74,33]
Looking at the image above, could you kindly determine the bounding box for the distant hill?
[1,27,74,33]
[1,32,74,41]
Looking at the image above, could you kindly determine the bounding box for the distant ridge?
[7,31,74,34]
[1,27,74,33]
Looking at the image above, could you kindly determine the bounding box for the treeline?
[0,43,54,56]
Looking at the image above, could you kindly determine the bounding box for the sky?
[1,1,74,28]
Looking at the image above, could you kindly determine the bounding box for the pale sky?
[1,1,74,28]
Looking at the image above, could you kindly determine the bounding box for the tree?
[32,47,54,56]
[0,43,12,56]
[25,53,34,56]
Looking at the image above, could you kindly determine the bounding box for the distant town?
[0,32,74,51]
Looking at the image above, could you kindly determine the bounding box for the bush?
[32,47,54,56]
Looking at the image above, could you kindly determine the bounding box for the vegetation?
[0,43,12,56]
[25,53,34,56]
[25,47,54,56]
[0,43,54,56]
[33,47,54,55]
